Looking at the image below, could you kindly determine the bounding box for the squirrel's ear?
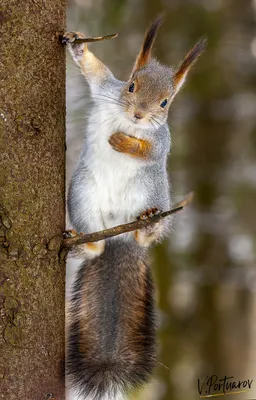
[172,37,207,96]
[130,15,164,77]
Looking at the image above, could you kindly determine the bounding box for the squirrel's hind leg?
[134,208,168,247]
[76,240,105,259]
[64,229,105,259]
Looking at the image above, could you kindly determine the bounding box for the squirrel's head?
[120,15,207,130]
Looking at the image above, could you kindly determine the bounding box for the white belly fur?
[77,108,149,233]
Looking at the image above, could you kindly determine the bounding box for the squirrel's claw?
[63,229,81,239]
[138,208,161,220]
[62,32,85,45]
[61,36,69,45]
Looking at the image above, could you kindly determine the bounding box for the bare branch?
[62,192,194,249]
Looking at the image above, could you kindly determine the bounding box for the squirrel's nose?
[134,111,143,120]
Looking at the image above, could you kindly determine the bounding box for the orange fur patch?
[134,230,139,242]
[86,242,99,251]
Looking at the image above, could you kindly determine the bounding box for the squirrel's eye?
[160,99,168,108]
[129,82,135,93]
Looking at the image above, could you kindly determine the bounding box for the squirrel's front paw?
[62,31,87,61]
[109,132,152,159]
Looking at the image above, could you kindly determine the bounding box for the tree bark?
[0,1,66,399]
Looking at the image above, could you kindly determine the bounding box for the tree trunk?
[0,1,66,398]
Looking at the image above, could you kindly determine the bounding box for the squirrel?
[63,15,206,400]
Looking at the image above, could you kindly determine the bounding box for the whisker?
[151,356,170,371]
[91,95,123,104]
[89,82,131,106]
[92,93,128,108]
[91,97,126,109]
[151,116,162,130]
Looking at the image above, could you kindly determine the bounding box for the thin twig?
[73,33,118,44]
[62,192,194,249]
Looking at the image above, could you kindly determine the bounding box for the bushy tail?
[66,239,156,400]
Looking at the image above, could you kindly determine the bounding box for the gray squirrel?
[63,15,206,400]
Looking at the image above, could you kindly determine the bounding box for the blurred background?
[66,0,256,399]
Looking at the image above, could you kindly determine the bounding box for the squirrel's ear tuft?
[172,37,207,96]
[131,14,164,77]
